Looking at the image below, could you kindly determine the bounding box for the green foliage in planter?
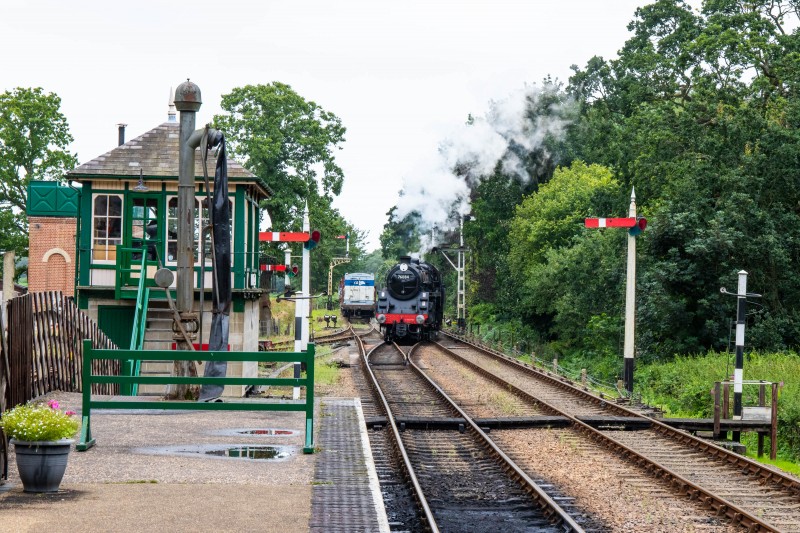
[0,400,80,442]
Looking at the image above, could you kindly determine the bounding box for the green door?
[98,305,135,348]
[124,194,161,286]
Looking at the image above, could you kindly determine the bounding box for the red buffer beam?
[585,217,638,228]
[259,232,310,242]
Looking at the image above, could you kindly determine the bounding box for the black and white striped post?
[733,270,748,442]
[720,270,761,443]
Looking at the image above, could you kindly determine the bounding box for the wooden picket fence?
[1,291,119,482]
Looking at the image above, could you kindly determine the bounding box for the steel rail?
[441,333,798,478]
[358,338,439,533]
[406,343,585,532]
[442,333,800,491]
[436,336,789,532]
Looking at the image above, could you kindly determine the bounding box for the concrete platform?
[0,392,388,532]
[311,398,389,532]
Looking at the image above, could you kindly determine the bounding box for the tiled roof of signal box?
[69,121,261,183]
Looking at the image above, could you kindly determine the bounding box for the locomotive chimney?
[399,255,411,264]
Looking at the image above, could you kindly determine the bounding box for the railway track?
[359,338,600,532]
[431,333,800,532]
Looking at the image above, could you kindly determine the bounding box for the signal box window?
[166,196,233,265]
[92,194,122,262]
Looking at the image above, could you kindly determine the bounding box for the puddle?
[210,428,298,437]
[205,445,290,460]
[133,444,295,461]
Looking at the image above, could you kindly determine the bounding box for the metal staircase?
[137,298,176,396]
[121,244,178,397]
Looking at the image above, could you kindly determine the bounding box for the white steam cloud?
[393,84,573,251]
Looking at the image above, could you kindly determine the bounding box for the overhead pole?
[327,235,350,310]
[457,216,466,332]
[435,215,469,334]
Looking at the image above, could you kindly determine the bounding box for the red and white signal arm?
[259,264,287,272]
[585,217,647,232]
[259,231,310,242]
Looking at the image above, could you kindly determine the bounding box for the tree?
[213,83,347,233]
[379,207,422,260]
[507,161,623,344]
[565,0,800,357]
[0,87,77,254]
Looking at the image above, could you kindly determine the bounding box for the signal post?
[259,205,320,399]
[585,188,646,394]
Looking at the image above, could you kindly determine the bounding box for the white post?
[301,202,311,351]
[733,270,747,441]
[623,188,637,393]
[293,202,311,400]
[284,246,291,288]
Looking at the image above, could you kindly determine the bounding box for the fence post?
[552,358,558,374]
[758,382,766,457]
[581,369,587,388]
[722,382,730,440]
[304,343,316,454]
[713,382,721,439]
[770,382,778,461]
[77,339,95,451]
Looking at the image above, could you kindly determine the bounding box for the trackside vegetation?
[381,1,800,462]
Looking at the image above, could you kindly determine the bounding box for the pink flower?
[48,400,60,410]
[65,410,76,416]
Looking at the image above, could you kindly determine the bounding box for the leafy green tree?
[214,83,346,232]
[213,82,357,315]
[465,169,532,307]
[0,87,77,254]
[507,161,624,346]
[379,206,421,260]
[566,0,800,357]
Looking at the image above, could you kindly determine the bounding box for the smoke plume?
[393,84,574,250]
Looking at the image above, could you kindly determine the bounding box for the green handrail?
[128,284,151,396]
[78,340,316,454]
[115,241,161,299]
[120,248,152,395]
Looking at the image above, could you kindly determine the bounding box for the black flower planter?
[10,439,73,493]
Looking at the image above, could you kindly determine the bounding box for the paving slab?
[0,390,389,533]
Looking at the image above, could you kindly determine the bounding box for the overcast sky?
[1,0,667,251]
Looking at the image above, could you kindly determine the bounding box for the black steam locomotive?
[376,255,445,343]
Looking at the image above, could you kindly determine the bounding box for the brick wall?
[28,216,77,296]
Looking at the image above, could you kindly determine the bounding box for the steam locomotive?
[376,255,445,343]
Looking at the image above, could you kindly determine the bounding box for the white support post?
[284,247,291,288]
[623,188,637,394]
[733,270,748,441]
[294,202,311,400]
[301,203,311,352]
